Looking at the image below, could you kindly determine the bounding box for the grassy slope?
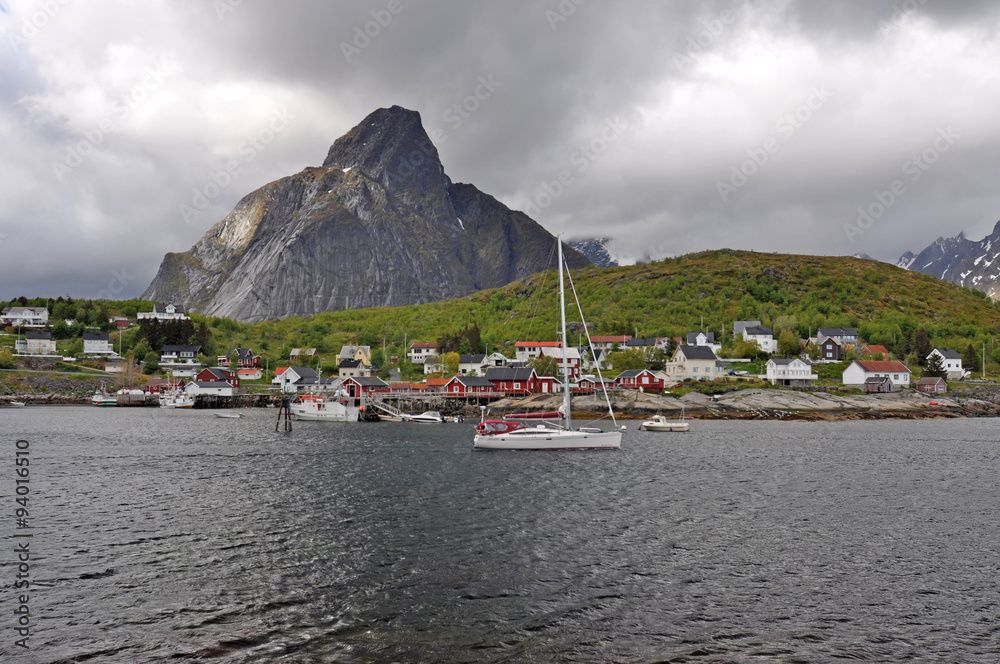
[202,250,1000,366]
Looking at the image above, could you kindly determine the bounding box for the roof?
[83,332,109,341]
[540,346,581,359]
[191,381,231,388]
[274,366,290,376]
[743,326,773,336]
[917,377,946,385]
[25,330,52,339]
[819,327,858,337]
[864,376,891,384]
[590,335,631,343]
[2,307,47,315]
[339,359,363,368]
[616,369,654,379]
[733,320,761,334]
[862,345,889,355]
[410,342,438,349]
[345,377,388,387]
[485,368,537,381]
[819,336,842,346]
[200,367,233,380]
[339,345,371,358]
[237,368,260,374]
[153,303,186,313]
[426,377,450,387]
[625,337,659,347]
[676,345,717,360]
[289,347,316,356]
[515,341,561,348]
[160,345,201,353]
[769,358,812,365]
[459,354,487,364]
[288,367,318,379]
[855,360,910,373]
[932,348,962,359]
[452,376,494,387]
[687,331,716,344]
[226,347,256,359]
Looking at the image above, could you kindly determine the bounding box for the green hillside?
[5,250,1000,377]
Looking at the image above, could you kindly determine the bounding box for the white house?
[734,320,761,336]
[540,346,582,380]
[19,330,57,354]
[818,327,859,346]
[763,358,818,386]
[514,341,561,362]
[664,345,727,381]
[338,358,370,379]
[842,360,911,391]
[138,304,190,321]
[408,342,437,365]
[185,381,234,397]
[159,344,203,378]
[742,326,777,353]
[274,366,344,394]
[1,307,49,327]
[927,348,965,380]
[83,332,115,356]
[458,353,487,375]
[686,331,721,353]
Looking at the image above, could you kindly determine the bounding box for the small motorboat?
[403,410,444,423]
[9,401,26,407]
[214,412,242,418]
[640,413,689,432]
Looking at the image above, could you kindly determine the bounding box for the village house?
[339,345,372,367]
[734,320,762,336]
[458,353,488,375]
[539,346,582,380]
[589,335,631,351]
[274,366,342,393]
[615,369,666,392]
[742,326,777,353]
[217,347,262,369]
[143,377,186,394]
[927,348,965,380]
[1,307,49,327]
[19,330,57,354]
[514,341,561,363]
[817,336,842,361]
[624,337,664,360]
[184,380,235,397]
[137,303,190,321]
[842,360,911,391]
[575,376,617,394]
[338,358,370,379]
[289,347,317,362]
[443,375,495,396]
[342,376,389,398]
[195,367,240,388]
[237,368,263,381]
[818,327,859,348]
[763,358,818,386]
[916,377,947,394]
[83,332,115,356]
[859,344,889,359]
[686,331,721,353]
[484,367,540,395]
[664,345,727,380]
[159,344,203,378]
[581,347,612,372]
[422,354,442,375]
[108,315,131,330]
[408,342,437,365]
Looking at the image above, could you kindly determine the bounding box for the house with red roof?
[408,342,438,365]
[443,376,495,396]
[514,341,561,363]
[842,360,911,391]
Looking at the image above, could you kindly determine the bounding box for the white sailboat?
[474,239,622,451]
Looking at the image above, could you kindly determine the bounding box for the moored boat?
[403,410,444,423]
[92,387,118,407]
[639,414,689,432]
[289,394,359,422]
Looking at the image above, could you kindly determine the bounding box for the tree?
[607,348,647,371]
[0,348,13,369]
[773,315,798,336]
[132,339,151,364]
[777,330,801,356]
[963,344,979,374]
[912,328,932,366]
[440,352,460,376]
[529,355,559,377]
[143,352,160,375]
[922,352,946,378]
[115,357,143,389]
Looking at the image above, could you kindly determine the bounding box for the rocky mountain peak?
[322,105,445,192]
[897,220,1000,299]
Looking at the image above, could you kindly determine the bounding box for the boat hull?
[290,400,359,422]
[640,421,689,432]
[474,429,621,450]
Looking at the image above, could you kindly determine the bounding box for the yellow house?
[339,345,372,367]
[664,345,727,380]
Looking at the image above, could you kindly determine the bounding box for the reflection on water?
[1,408,998,662]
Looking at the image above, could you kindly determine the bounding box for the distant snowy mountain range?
[894,221,1000,299]
[567,237,620,267]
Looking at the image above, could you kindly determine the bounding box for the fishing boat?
[288,370,360,423]
[640,413,689,432]
[92,386,118,407]
[403,410,444,423]
[474,239,622,451]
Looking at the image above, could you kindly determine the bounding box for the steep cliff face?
[143,106,589,322]
[896,221,1000,299]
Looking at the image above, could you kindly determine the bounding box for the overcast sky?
[2,0,1000,299]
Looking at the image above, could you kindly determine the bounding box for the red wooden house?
[196,367,240,388]
[615,369,665,391]
[342,376,389,397]
[443,376,495,396]
[484,368,539,395]
[217,347,262,368]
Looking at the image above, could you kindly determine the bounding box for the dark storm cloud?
[2,0,1000,298]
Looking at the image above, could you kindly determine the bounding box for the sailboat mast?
[558,239,572,429]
